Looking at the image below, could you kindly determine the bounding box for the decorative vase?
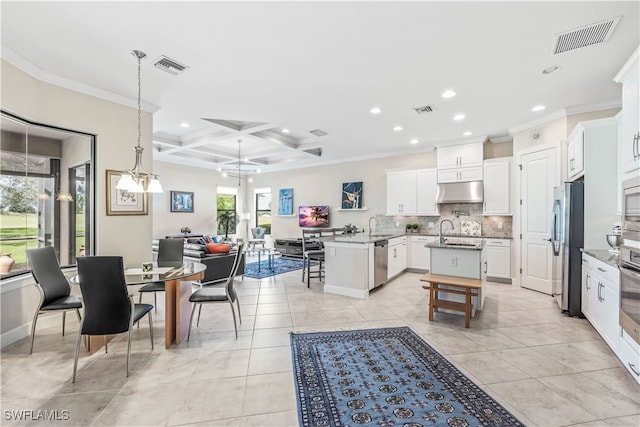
[0,253,15,274]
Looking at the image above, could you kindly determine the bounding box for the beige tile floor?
[2,261,639,427]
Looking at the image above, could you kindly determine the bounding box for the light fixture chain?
[137,53,142,148]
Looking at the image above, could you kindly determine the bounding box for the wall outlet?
[498,222,503,230]
[395,221,400,227]
[428,222,435,228]
[449,257,457,267]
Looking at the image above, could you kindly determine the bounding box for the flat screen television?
[299,205,329,228]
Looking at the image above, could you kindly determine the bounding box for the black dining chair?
[187,243,244,340]
[26,246,82,354]
[72,256,154,383]
[138,238,184,311]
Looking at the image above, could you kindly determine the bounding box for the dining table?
[124,262,206,349]
[75,262,206,352]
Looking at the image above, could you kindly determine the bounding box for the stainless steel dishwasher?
[373,240,388,288]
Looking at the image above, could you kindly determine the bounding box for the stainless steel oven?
[620,176,640,345]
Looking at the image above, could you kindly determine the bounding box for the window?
[0,111,94,279]
[255,189,271,234]
[216,187,237,240]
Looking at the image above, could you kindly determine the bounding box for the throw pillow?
[206,243,231,253]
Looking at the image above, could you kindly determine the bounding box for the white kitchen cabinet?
[386,171,417,215]
[581,253,620,352]
[437,142,483,169]
[618,331,640,385]
[409,235,436,270]
[576,118,618,249]
[437,166,483,183]
[387,236,407,279]
[387,168,438,215]
[566,129,585,181]
[614,47,640,177]
[416,169,439,215]
[581,265,592,320]
[482,239,511,281]
[483,158,511,215]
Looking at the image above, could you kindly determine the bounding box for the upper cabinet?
[576,118,618,249]
[483,157,512,215]
[437,142,483,169]
[387,170,417,215]
[436,142,484,183]
[387,168,438,216]
[614,47,640,178]
[566,129,585,181]
[416,169,439,215]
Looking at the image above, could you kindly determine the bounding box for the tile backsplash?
[375,203,512,238]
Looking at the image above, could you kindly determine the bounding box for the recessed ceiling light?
[393,125,403,131]
[222,172,228,178]
[370,107,382,115]
[248,177,254,183]
[463,131,472,136]
[442,90,456,98]
[282,128,290,133]
[453,114,465,121]
[216,167,222,172]
[532,105,546,112]
[410,139,419,145]
[180,122,190,128]
[256,168,262,174]
[542,66,560,75]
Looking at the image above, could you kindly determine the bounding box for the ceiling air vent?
[553,16,621,54]
[309,129,328,137]
[153,56,188,75]
[413,104,436,115]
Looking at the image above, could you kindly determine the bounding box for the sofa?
[152,239,245,284]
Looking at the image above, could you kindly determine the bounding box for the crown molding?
[509,99,621,135]
[1,44,159,113]
[613,46,639,83]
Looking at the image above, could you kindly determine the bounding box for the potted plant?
[216,211,239,242]
[344,223,358,234]
[411,223,419,233]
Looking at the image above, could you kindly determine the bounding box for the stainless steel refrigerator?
[551,181,584,317]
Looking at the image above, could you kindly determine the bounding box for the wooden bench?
[419,273,483,328]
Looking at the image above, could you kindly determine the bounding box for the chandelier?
[116,50,163,193]
[217,139,261,186]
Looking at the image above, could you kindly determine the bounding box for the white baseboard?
[1,312,66,349]
[324,284,368,299]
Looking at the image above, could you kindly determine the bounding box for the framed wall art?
[106,170,148,215]
[171,191,194,213]
[341,181,363,209]
[278,188,294,216]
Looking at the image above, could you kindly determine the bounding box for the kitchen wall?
[373,203,512,238]
[246,141,513,241]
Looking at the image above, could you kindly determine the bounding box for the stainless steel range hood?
[436,181,484,203]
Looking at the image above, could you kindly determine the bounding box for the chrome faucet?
[438,219,454,244]
[368,216,379,237]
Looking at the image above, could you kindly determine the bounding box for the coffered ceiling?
[2,1,638,174]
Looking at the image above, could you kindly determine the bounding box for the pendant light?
[116,50,163,193]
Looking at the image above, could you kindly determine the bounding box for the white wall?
[246,151,438,239]
[1,60,154,344]
[151,160,249,240]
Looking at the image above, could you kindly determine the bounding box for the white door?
[520,146,558,294]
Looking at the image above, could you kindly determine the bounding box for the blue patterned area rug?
[243,257,309,279]
[291,327,524,427]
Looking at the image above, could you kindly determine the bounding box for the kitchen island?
[426,241,485,315]
[323,233,404,298]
